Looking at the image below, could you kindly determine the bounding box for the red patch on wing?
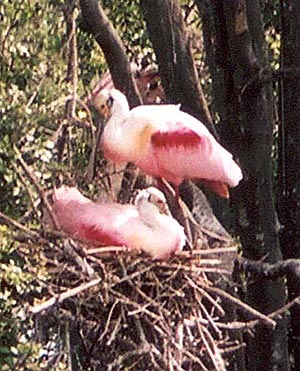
[79,224,125,246]
[151,126,201,149]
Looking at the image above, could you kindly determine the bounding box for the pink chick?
[94,89,243,199]
[52,186,186,260]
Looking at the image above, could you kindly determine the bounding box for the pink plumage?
[52,186,186,260]
[94,89,243,198]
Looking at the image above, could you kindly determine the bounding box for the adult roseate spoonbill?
[52,186,186,260]
[94,89,242,199]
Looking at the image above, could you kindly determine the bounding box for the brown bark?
[139,0,215,134]
[198,1,288,370]
[79,0,141,107]
[279,0,300,368]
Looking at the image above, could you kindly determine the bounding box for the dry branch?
[14,146,59,229]
[0,211,47,243]
[25,234,284,370]
[29,277,101,314]
[235,257,300,280]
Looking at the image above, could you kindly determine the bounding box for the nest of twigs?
[20,173,276,370]
[26,226,275,371]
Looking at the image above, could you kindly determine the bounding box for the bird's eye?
[107,96,114,107]
[100,104,106,109]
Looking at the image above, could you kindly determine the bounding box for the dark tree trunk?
[198,1,288,370]
[79,0,141,107]
[279,1,300,369]
[139,0,215,134]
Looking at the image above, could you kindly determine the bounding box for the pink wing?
[77,221,127,246]
[149,119,242,192]
[52,187,133,246]
[149,122,214,185]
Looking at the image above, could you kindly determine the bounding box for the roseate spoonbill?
[93,89,242,199]
[52,186,186,260]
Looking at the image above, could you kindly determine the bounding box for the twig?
[108,265,155,289]
[14,146,59,229]
[220,341,246,355]
[178,246,238,257]
[86,245,131,255]
[160,262,231,275]
[29,277,101,314]
[12,161,40,220]
[200,284,276,328]
[268,295,300,320]
[64,239,95,277]
[91,299,119,348]
[198,297,223,339]
[26,72,47,109]
[109,288,167,327]
[200,323,225,371]
[0,211,48,244]
[106,314,122,346]
[220,295,300,331]
[185,274,225,316]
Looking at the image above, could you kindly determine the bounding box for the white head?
[134,187,171,216]
[93,89,130,120]
[134,187,186,259]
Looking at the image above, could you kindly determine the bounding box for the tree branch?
[29,278,102,314]
[235,257,300,280]
[139,0,215,135]
[79,0,141,107]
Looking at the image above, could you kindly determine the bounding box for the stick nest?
[29,231,249,371]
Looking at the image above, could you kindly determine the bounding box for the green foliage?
[102,0,152,59]
[77,29,106,87]
[263,1,281,69]
[0,0,99,215]
[0,225,46,370]
[1,0,64,216]
[0,1,93,368]
[2,0,282,369]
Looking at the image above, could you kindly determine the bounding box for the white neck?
[137,200,164,229]
[110,96,130,124]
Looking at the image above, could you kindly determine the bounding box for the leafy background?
[0,1,281,369]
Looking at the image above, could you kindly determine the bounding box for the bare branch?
[235,257,300,280]
[79,0,141,107]
[14,146,59,229]
[29,278,101,314]
[0,211,47,243]
[140,0,215,135]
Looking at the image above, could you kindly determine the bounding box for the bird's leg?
[156,178,194,250]
[174,185,180,205]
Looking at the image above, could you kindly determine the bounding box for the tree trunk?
[279,1,300,369]
[198,1,288,370]
[139,0,215,134]
[79,0,141,107]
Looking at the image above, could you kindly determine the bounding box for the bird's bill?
[157,200,172,217]
[86,115,105,181]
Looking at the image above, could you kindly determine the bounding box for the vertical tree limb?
[139,0,215,135]
[278,0,300,367]
[79,0,141,107]
[199,1,288,370]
